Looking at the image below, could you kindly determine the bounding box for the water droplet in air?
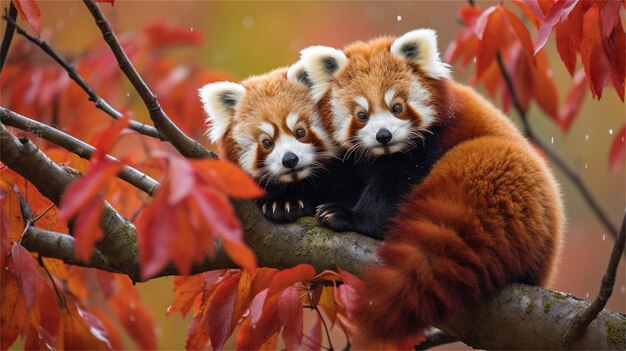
[585,134,590,141]
[190,27,194,32]
[603,234,606,241]
[609,129,614,135]
[585,292,589,298]
[620,286,624,294]
[397,15,402,21]
[551,136,554,144]
[130,315,136,322]
[585,164,588,169]
[242,16,254,28]
[126,92,130,97]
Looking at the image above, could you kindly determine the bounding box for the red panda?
[300,29,564,344]
[199,65,346,222]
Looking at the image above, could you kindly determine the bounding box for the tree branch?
[0,123,139,273]
[0,0,17,72]
[82,0,215,159]
[494,53,619,238]
[1,107,159,195]
[1,15,165,141]
[3,120,623,349]
[566,211,626,345]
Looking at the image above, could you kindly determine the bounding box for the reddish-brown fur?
[328,38,564,344]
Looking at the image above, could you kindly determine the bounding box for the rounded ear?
[299,45,347,102]
[287,61,313,87]
[390,28,451,79]
[198,82,246,142]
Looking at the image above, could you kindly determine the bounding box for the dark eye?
[262,139,274,149]
[295,128,306,139]
[356,111,369,122]
[391,103,403,114]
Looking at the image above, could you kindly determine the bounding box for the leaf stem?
[0,1,17,72]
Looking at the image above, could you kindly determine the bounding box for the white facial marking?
[264,135,317,183]
[309,111,336,157]
[286,112,299,131]
[356,111,412,155]
[330,91,352,147]
[384,89,395,107]
[408,82,435,127]
[259,122,274,137]
[232,124,258,176]
[353,96,369,111]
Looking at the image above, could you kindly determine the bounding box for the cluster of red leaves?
[445,0,625,172]
[168,265,370,350]
[136,155,262,280]
[1,8,253,349]
[1,169,157,350]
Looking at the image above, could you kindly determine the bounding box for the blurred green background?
[11,1,626,349]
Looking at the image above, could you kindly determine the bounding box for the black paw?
[257,198,314,223]
[316,203,356,232]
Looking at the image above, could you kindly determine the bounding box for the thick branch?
[0,124,138,273]
[1,107,159,195]
[82,0,215,159]
[495,53,619,238]
[0,0,17,72]
[1,15,164,140]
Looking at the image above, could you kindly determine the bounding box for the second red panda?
[300,29,564,344]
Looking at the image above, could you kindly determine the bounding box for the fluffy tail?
[350,138,563,344]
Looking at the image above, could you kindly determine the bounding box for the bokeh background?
[4,1,625,349]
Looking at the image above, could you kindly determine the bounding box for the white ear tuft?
[390,28,451,79]
[300,45,347,102]
[287,61,313,87]
[198,82,246,143]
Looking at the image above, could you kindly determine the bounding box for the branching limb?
[82,0,215,159]
[1,107,159,195]
[1,15,164,140]
[495,53,619,238]
[565,211,626,346]
[0,0,17,72]
[0,123,139,273]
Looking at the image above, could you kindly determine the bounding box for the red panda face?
[301,29,450,158]
[199,66,334,185]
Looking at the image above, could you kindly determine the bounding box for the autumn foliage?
[1,0,624,350]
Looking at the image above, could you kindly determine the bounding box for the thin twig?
[414,329,458,350]
[82,0,215,159]
[0,1,17,72]
[566,211,626,346]
[495,53,619,238]
[1,14,165,141]
[1,107,159,196]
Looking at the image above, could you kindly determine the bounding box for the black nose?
[376,128,392,145]
[282,152,299,168]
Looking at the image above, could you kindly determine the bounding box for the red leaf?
[250,288,270,326]
[192,159,264,199]
[599,0,621,37]
[278,287,304,350]
[609,125,625,173]
[58,160,124,221]
[0,269,27,351]
[73,197,104,262]
[208,272,242,351]
[91,116,130,163]
[502,6,536,65]
[186,304,210,350]
[335,269,364,315]
[240,290,282,350]
[268,264,316,298]
[168,275,205,317]
[475,6,505,79]
[13,0,41,36]
[60,299,112,350]
[535,0,579,53]
[512,0,543,28]
[143,21,203,49]
[603,19,625,101]
[221,237,257,274]
[581,3,610,99]
[303,311,322,350]
[531,51,560,120]
[558,69,587,132]
[166,156,195,204]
